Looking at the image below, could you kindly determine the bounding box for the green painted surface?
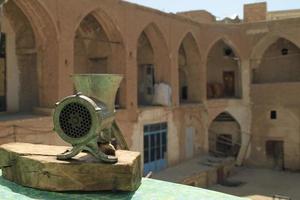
[0,171,247,200]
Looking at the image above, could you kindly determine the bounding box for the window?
[144,122,167,175]
[270,111,277,120]
[181,86,188,101]
[224,47,233,57]
[281,48,289,55]
[0,33,6,112]
[0,33,6,58]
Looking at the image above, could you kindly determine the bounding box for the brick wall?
[244,2,267,22]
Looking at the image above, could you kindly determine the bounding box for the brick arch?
[71,7,125,48]
[206,37,242,99]
[209,111,242,127]
[205,37,242,63]
[176,32,202,64]
[208,111,242,158]
[13,0,59,46]
[250,33,300,67]
[4,0,59,108]
[136,22,171,83]
[73,10,126,73]
[177,32,202,103]
[175,31,202,60]
[72,9,127,107]
[251,33,300,84]
[136,22,172,106]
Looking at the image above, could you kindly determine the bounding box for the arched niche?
[252,38,300,83]
[73,12,126,108]
[178,33,202,104]
[208,112,241,158]
[2,1,38,112]
[137,23,171,106]
[206,39,242,99]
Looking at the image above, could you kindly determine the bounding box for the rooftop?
[0,170,247,200]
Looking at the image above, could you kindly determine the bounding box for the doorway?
[266,140,284,170]
[143,122,167,175]
[185,127,195,159]
[223,71,235,97]
[0,33,6,112]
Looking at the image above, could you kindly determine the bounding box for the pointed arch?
[136,22,171,106]
[12,0,59,47]
[177,32,202,103]
[13,0,59,108]
[3,0,59,111]
[206,37,242,62]
[208,111,242,158]
[73,9,126,108]
[250,33,300,66]
[251,34,300,83]
[206,38,242,99]
[72,8,124,48]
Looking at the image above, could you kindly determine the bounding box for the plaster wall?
[250,83,300,170]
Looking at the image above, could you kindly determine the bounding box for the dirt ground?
[209,167,299,200]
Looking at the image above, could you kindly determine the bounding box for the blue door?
[144,122,167,175]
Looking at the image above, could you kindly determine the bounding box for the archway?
[137,31,154,106]
[137,23,171,106]
[207,39,241,99]
[252,38,300,83]
[2,1,38,112]
[178,33,202,104]
[73,12,126,108]
[208,112,241,158]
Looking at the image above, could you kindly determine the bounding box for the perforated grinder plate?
[59,102,92,138]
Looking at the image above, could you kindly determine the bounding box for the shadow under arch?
[177,32,202,103]
[250,33,300,66]
[72,7,125,47]
[73,8,127,108]
[205,37,242,63]
[136,22,172,106]
[136,22,171,83]
[3,0,59,109]
[208,111,242,158]
[176,31,202,58]
[12,0,59,47]
[206,37,242,99]
[251,33,300,84]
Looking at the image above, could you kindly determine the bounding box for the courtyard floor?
[209,167,300,200]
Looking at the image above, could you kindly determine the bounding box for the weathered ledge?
[0,143,141,192]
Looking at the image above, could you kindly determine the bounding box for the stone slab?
[0,143,141,192]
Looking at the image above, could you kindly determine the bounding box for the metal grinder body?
[53,74,128,163]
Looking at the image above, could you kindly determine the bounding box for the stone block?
[0,143,141,192]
